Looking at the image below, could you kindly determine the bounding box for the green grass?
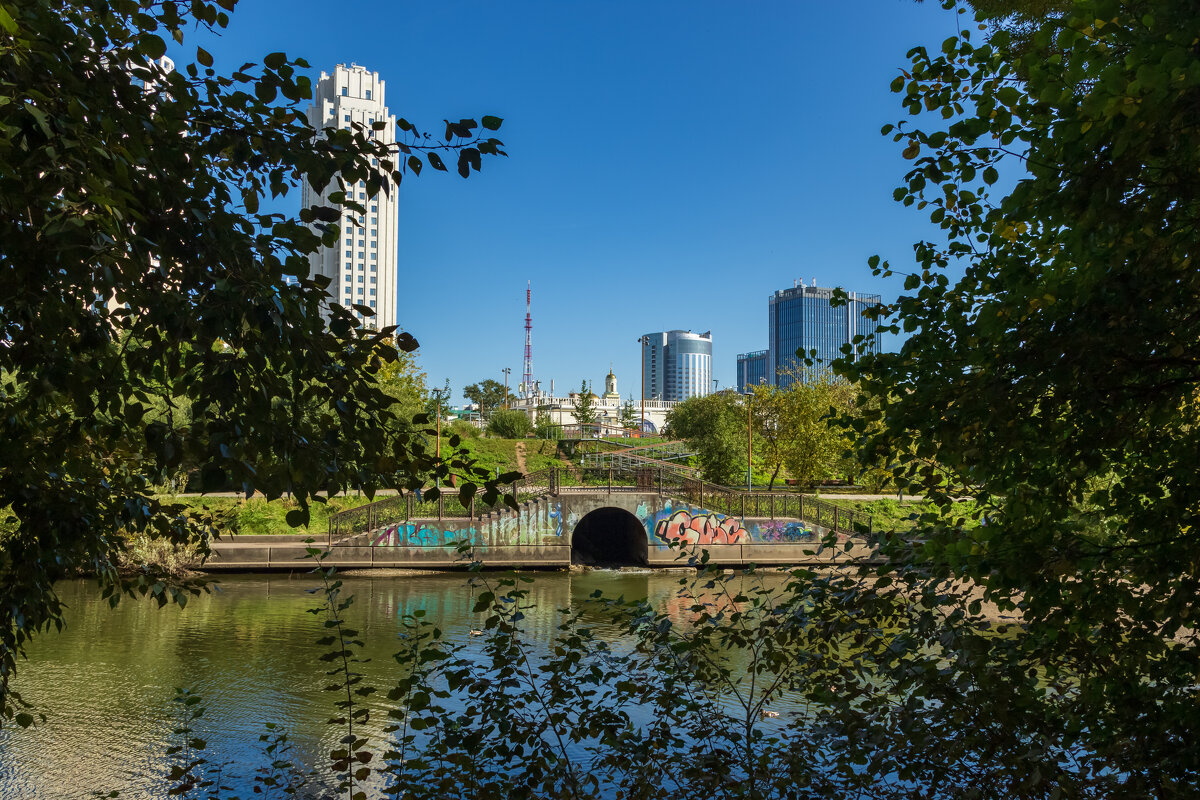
[437,436,575,477]
[836,498,979,533]
[167,495,377,536]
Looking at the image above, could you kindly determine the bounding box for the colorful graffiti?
[754,520,815,542]
[370,522,475,548]
[642,500,815,546]
[654,508,748,546]
[366,500,565,547]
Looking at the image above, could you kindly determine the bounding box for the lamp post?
[743,390,753,491]
[501,367,511,409]
[637,335,647,437]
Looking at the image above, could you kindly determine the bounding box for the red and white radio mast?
[522,281,534,398]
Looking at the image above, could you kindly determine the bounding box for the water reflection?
[0,569,777,799]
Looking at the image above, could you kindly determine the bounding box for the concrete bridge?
[207,467,876,571]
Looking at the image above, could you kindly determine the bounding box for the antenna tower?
[522,282,534,397]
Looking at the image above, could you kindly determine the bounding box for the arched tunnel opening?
[571,507,649,567]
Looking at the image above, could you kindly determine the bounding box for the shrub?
[487,409,532,439]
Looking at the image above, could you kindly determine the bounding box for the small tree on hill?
[487,409,532,439]
[571,380,598,431]
[619,394,638,431]
[463,378,507,420]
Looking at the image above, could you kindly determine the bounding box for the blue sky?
[187,1,962,403]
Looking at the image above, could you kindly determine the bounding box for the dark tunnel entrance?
[571,507,649,567]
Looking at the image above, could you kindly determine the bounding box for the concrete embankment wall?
[203,522,878,572]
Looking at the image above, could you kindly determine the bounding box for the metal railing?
[326,464,872,544]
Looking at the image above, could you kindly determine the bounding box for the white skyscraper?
[302,64,399,331]
[640,330,713,402]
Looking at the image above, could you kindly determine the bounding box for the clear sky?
[186,0,962,403]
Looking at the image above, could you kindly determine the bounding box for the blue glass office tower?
[764,285,882,387]
[736,350,769,392]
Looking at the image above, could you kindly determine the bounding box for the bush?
[487,409,532,439]
[449,419,482,439]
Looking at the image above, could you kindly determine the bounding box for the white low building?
[509,371,678,435]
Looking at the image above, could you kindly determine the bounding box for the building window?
[358,251,365,259]
[369,289,376,296]
[369,300,376,307]
[369,263,377,271]
[344,250,351,258]
[358,287,365,295]
[370,204,377,212]
[370,276,377,283]
[358,275,365,283]
[341,88,347,96]
[343,114,350,122]
[365,90,372,100]
[369,253,376,261]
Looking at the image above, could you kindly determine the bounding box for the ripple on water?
[0,570,796,798]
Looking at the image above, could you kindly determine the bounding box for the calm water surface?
[0,569,764,799]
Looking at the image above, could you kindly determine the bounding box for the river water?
[0,569,764,799]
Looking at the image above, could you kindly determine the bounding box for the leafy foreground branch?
[113,543,1192,800]
[0,0,511,724]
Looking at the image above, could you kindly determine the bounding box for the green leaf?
[481,115,503,130]
[138,34,167,60]
[0,6,18,34]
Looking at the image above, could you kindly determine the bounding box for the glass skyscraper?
[641,330,713,402]
[766,285,882,387]
[736,350,769,392]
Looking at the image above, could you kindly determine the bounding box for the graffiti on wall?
[643,500,814,547]
[654,508,748,546]
[367,500,565,547]
[754,520,815,542]
[370,522,475,548]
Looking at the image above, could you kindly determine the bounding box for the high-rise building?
[735,350,769,392]
[302,64,399,331]
[765,283,882,387]
[640,330,713,402]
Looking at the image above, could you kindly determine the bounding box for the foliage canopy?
[839,0,1200,790]
[0,0,506,722]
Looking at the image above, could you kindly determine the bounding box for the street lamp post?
[637,335,646,438]
[744,390,753,491]
[501,367,511,409]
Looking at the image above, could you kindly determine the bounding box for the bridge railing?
[550,465,872,536]
[327,468,561,545]
[327,464,872,545]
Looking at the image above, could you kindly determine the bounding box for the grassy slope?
[837,498,979,533]
[168,438,576,536]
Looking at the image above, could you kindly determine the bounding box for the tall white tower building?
[640,330,713,402]
[302,64,399,331]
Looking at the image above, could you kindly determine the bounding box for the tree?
[424,379,452,420]
[838,0,1200,789]
[463,378,507,420]
[619,393,638,431]
[664,393,747,486]
[376,346,428,429]
[487,409,532,439]
[0,0,509,723]
[775,376,855,490]
[570,380,598,429]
